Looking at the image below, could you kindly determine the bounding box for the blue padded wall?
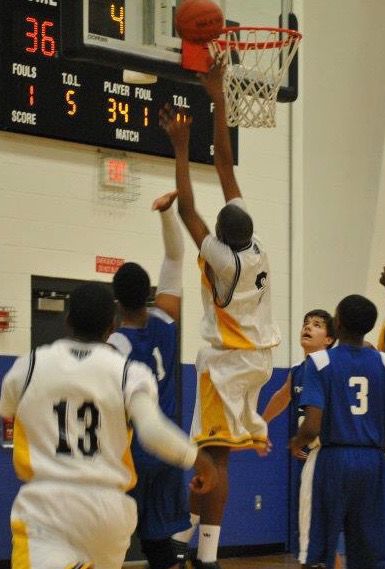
[0,357,20,561]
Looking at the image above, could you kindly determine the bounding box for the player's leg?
[299,448,345,569]
[344,449,385,569]
[133,464,192,569]
[191,445,230,568]
[12,483,136,569]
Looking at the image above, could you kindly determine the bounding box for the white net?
[211,27,302,128]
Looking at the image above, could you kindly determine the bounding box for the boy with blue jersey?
[262,310,337,562]
[291,294,385,569]
[109,191,191,569]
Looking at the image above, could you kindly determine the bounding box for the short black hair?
[67,282,115,338]
[216,204,253,250]
[336,294,378,336]
[113,262,150,311]
[304,309,336,348]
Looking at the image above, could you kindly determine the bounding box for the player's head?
[300,309,336,354]
[113,262,150,312]
[335,294,377,338]
[215,204,253,251]
[67,282,116,341]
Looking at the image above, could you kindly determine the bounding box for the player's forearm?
[290,421,320,452]
[212,94,233,169]
[175,147,196,220]
[160,206,184,262]
[262,378,291,424]
[130,392,198,470]
[263,394,290,424]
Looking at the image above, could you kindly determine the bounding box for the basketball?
[175,0,224,44]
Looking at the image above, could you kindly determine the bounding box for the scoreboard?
[0,0,238,165]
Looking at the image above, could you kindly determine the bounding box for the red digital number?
[25,17,38,53]
[29,85,35,107]
[41,21,56,57]
[25,17,56,57]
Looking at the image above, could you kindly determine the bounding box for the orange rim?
[213,26,303,51]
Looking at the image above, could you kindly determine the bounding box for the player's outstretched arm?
[159,104,210,249]
[380,266,385,288]
[199,56,241,203]
[262,373,292,424]
[130,390,218,494]
[152,190,183,322]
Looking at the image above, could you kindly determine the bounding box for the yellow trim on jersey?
[198,256,212,290]
[194,437,267,449]
[196,371,232,442]
[215,305,256,350]
[11,519,31,569]
[378,322,385,351]
[192,371,268,450]
[120,427,137,492]
[13,417,34,481]
[199,256,256,350]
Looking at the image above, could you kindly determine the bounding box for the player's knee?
[141,538,188,569]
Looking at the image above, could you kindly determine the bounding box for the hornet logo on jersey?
[70,348,91,360]
[255,271,267,290]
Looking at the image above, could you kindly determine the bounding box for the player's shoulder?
[308,349,330,371]
[108,330,133,357]
[149,306,175,325]
[123,359,157,393]
[291,360,305,374]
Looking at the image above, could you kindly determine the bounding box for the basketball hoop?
[210,26,302,128]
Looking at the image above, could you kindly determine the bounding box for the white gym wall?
[291,0,385,358]
[1,0,385,365]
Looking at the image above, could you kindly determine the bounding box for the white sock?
[172,513,200,543]
[197,524,221,563]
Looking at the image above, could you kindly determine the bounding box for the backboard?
[62,1,298,99]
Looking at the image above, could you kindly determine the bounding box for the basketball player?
[263,310,341,567]
[377,265,385,351]
[159,58,280,569]
[0,283,218,569]
[290,294,385,569]
[109,191,192,569]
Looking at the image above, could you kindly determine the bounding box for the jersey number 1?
[53,400,100,457]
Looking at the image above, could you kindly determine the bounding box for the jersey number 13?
[53,400,100,457]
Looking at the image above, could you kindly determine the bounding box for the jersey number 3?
[53,400,100,457]
[349,376,368,415]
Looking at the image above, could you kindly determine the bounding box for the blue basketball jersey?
[290,361,305,437]
[301,345,385,448]
[113,309,178,466]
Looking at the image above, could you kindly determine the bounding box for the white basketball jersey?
[199,234,281,350]
[0,339,158,491]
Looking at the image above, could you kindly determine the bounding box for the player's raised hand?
[190,449,219,494]
[198,51,226,101]
[159,104,192,150]
[380,266,385,288]
[151,190,178,212]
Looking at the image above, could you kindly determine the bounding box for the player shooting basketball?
[159,57,281,569]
